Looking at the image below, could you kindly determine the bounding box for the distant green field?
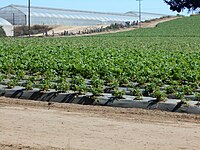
[98,15,200,37]
[0,16,200,99]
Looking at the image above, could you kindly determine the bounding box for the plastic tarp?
[0,17,12,25]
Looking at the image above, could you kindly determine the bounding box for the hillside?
[99,15,200,37]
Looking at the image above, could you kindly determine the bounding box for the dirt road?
[0,97,200,150]
[84,17,181,36]
[33,17,180,37]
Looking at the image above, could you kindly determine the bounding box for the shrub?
[0,26,6,37]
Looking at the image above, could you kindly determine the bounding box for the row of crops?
[0,16,200,113]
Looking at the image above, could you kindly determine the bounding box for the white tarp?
[2,25,14,36]
[0,17,13,36]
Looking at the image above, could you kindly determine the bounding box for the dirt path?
[140,17,179,28]
[0,97,200,150]
[82,17,180,36]
[33,17,180,37]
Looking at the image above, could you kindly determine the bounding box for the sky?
[0,0,189,15]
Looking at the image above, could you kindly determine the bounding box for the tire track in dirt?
[0,97,200,150]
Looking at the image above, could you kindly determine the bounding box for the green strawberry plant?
[195,93,200,101]
[153,90,167,102]
[112,88,125,99]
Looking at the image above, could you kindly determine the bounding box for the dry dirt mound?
[83,16,181,36]
[33,16,181,37]
[33,25,108,37]
[0,97,199,150]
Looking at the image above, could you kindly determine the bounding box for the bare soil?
[0,97,200,150]
[83,17,181,36]
[33,17,180,37]
[34,25,109,37]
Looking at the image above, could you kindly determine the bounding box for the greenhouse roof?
[1,4,138,22]
[0,17,12,25]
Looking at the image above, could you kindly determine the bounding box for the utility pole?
[12,13,15,25]
[136,0,142,28]
[13,13,15,37]
[28,0,31,37]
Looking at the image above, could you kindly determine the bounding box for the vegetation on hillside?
[98,15,200,37]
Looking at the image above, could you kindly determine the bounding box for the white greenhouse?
[0,4,167,26]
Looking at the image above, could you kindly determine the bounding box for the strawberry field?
[0,16,200,114]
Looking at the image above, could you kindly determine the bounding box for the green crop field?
[99,15,200,37]
[0,16,200,104]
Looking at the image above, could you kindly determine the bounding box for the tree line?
[164,0,200,12]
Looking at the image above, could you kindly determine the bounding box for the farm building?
[0,4,167,26]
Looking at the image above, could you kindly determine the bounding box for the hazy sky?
[0,0,188,15]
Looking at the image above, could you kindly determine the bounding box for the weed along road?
[0,97,200,150]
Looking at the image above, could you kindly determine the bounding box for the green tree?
[164,0,200,12]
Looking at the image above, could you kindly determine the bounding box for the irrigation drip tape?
[0,87,200,114]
